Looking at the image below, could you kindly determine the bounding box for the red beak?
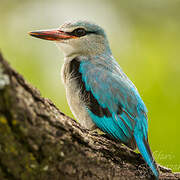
[28,29,77,41]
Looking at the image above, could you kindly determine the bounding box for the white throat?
[56,43,79,59]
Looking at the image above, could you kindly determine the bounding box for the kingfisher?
[29,20,159,179]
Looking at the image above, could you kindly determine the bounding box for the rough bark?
[0,52,179,180]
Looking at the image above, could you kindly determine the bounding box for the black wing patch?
[69,58,111,117]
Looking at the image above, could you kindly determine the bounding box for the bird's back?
[62,54,148,148]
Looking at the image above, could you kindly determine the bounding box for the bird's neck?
[61,52,115,85]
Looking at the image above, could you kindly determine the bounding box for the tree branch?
[0,52,179,180]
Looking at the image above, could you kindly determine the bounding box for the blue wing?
[79,58,159,178]
[79,59,148,145]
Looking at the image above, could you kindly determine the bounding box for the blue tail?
[135,134,159,179]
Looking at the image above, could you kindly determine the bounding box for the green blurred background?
[0,0,180,172]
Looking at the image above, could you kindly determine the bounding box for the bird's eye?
[72,28,86,37]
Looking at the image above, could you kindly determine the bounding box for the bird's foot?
[91,128,105,135]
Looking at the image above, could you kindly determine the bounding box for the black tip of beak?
[28,31,36,36]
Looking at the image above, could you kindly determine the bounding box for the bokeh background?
[0,0,180,172]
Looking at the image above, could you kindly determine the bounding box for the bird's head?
[29,20,111,58]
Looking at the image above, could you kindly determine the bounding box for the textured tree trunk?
[0,52,179,180]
